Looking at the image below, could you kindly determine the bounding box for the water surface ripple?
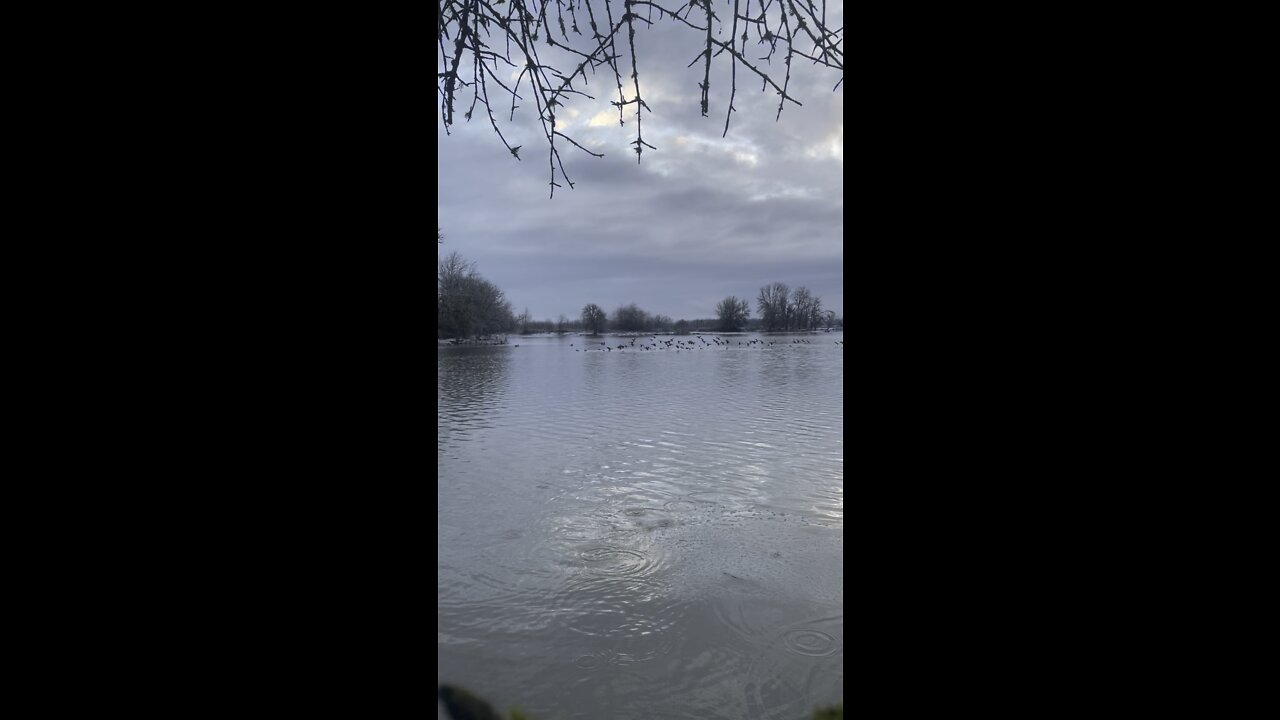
[439,333,843,719]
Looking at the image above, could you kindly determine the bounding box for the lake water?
[438,332,843,719]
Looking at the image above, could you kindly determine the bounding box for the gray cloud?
[438,4,843,322]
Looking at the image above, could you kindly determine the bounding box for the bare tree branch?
[438,0,843,195]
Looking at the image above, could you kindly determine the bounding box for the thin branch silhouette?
[438,0,842,196]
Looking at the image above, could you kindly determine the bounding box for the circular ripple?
[557,527,601,541]
[573,652,608,670]
[579,547,650,576]
[663,500,697,512]
[784,628,837,657]
[553,575,688,666]
[740,616,844,718]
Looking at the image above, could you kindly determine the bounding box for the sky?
[438,3,843,323]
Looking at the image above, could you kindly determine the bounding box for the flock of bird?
[569,336,845,352]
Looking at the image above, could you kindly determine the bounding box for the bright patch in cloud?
[589,110,618,127]
[806,124,843,161]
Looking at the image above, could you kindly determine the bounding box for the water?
[438,332,843,719]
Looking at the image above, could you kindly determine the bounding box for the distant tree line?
[438,244,842,340]
[565,283,838,335]
[500,312,846,336]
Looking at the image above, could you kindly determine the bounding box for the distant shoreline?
[438,328,842,346]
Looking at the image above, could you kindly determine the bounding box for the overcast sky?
[438,4,843,322]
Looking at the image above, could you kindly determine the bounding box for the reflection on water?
[439,333,843,719]
[438,347,512,457]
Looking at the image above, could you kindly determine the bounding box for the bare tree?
[791,286,823,330]
[757,282,789,331]
[438,0,844,196]
[715,296,750,331]
[613,303,651,332]
[439,251,516,339]
[581,303,608,334]
[805,290,824,330]
[556,314,569,334]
